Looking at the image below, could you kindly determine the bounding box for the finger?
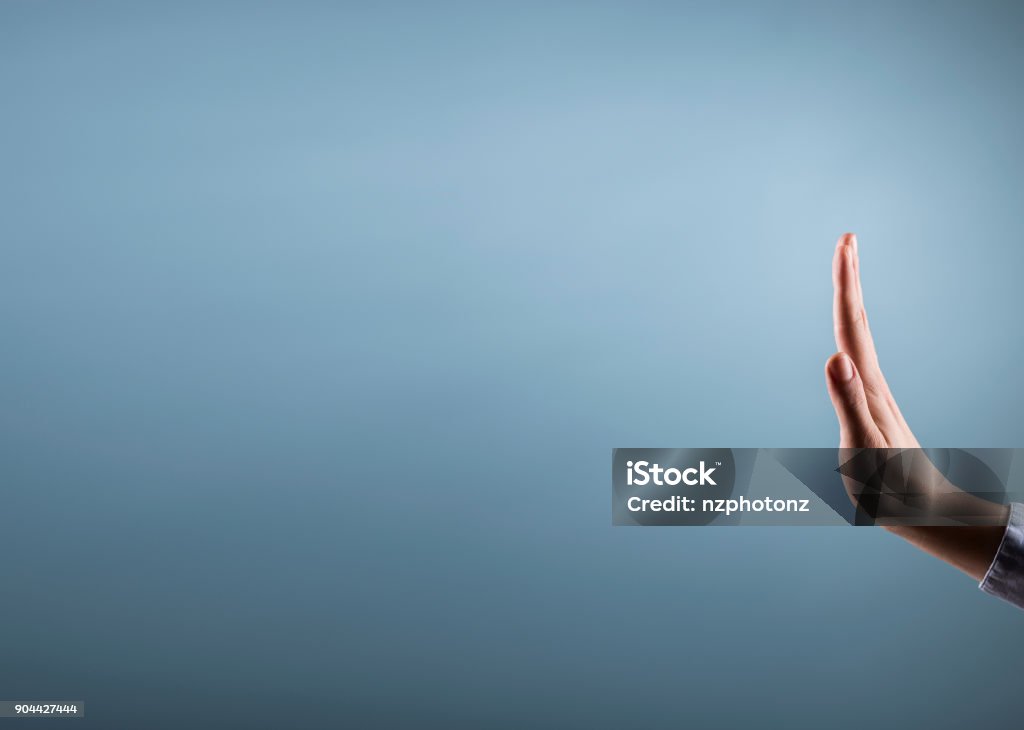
[832,234,918,442]
[832,234,899,421]
[848,231,862,301]
[832,233,882,378]
[825,352,885,448]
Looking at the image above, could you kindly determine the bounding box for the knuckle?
[861,380,885,399]
[837,308,867,333]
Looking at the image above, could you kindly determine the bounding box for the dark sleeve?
[979,502,1024,610]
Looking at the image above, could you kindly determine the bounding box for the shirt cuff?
[979,502,1024,610]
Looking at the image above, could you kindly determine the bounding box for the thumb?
[825,352,885,448]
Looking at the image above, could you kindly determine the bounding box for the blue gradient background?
[3,2,1024,728]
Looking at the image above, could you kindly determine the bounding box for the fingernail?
[848,233,858,252]
[829,354,854,383]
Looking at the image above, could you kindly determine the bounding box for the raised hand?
[824,233,1007,580]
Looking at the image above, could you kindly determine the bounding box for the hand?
[823,233,1007,580]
